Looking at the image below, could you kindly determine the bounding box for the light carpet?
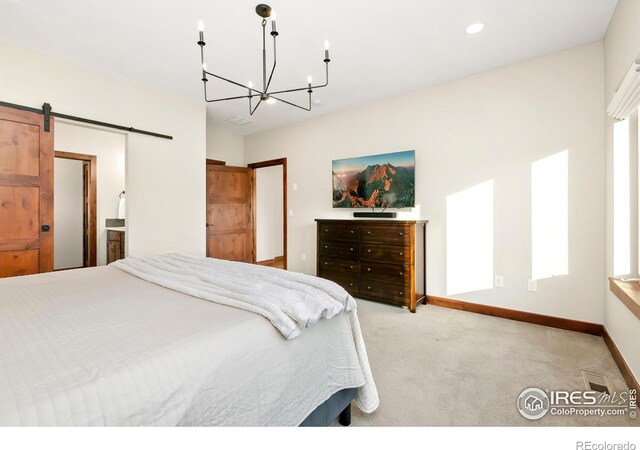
[350,299,638,426]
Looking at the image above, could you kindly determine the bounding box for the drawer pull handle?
[367,268,371,272]
[399,252,403,256]
[350,230,355,234]
[399,291,404,296]
[349,248,354,251]
[367,286,371,290]
[350,283,354,287]
[399,272,403,276]
[324,229,328,232]
[324,262,328,265]
[399,232,404,236]
[367,249,371,253]
[367,231,372,235]
[350,265,354,269]
[324,245,328,249]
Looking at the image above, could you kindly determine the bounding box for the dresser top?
[315,219,428,224]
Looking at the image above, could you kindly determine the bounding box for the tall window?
[446,180,494,295]
[531,150,569,280]
[613,118,631,277]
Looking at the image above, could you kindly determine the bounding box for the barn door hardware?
[0,100,173,140]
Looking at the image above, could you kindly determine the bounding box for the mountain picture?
[332,150,415,208]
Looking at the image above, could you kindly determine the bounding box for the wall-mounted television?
[332,150,415,209]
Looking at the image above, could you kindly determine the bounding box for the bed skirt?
[299,388,358,427]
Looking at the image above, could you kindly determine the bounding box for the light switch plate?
[528,279,537,292]
[494,275,504,288]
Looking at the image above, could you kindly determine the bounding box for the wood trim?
[426,296,604,336]
[55,150,97,267]
[248,157,286,169]
[603,327,640,392]
[256,256,284,268]
[206,158,226,166]
[247,158,288,270]
[609,278,640,321]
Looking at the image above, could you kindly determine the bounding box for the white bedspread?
[0,261,379,426]
[112,253,355,340]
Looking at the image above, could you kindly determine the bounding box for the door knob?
[41,225,50,232]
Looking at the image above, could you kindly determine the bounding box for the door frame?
[247,158,287,270]
[54,150,97,267]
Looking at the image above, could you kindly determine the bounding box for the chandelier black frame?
[197,3,331,115]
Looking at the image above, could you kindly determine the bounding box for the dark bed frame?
[299,388,357,427]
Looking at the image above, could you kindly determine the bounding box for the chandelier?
[197,4,331,115]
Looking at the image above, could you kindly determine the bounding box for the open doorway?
[54,151,97,269]
[248,158,287,270]
[54,122,126,269]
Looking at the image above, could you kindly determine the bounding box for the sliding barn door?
[206,164,254,263]
[0,106,54,277]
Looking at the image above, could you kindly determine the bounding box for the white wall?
[604,0,640,382]
[0,39,206,259]
[53,158,84,270]
[54,122,126,266]
[256,165,284,261]
[206,118,245,166]
[245,42,606,324]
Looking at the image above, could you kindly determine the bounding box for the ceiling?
[0,0,618,135]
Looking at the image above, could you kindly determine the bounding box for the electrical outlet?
[528,279,537,292]
[494,275,504,288]
[289,209,294,217]
[292,183,298,191]
[301,253,306,262]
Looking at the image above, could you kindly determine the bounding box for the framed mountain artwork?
[332,150,415,208]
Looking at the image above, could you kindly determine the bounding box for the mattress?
[0,266,371,426]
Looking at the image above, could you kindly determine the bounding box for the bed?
[0,254,378,426]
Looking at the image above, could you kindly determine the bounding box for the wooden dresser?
[315,219,427,313]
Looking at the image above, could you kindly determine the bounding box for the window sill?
[609,278,640,321]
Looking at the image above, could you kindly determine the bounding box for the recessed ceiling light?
[465,23,484,35]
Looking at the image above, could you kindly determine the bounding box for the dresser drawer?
[319,241,360,259]
[361,261,410,285]
[361,224,410,245]
[318,223,360,241]
[319,257,358,273]
[361,279,410,304]
[107,230,123,242]
[361,243,410,264]
[318,269,359,294]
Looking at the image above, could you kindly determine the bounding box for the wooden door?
[206,164,254,263]
[0,106,54,277]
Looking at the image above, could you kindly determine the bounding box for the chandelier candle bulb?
[197,21,205,45]
[324,40,330,61]
[271,10,277,32]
